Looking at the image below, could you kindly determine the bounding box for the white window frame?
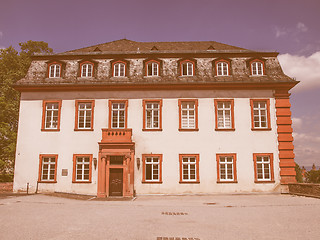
[145,102,160,129]
[217,101,232,129]
[219,156,234,181]
[251,62,263,76]
[41,156,56,181]
[145,157,160,182]
[81,63,93,77]
[114,63,125,77]
[181,62,193,76]
[147,62,159,76]
[181,101,196,129]
[256,156,271,181]
[49,64,60,78]
[111,103,126,129]
[181,156,197,181]
[45,102,59,129]
[78,102,92,129]
[217,62,229,76]
[75,156,90,182]
[253,101,268,129]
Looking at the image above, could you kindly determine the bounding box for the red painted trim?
[249,59,265,76]
[72,154,93,183]
[142,154,163,183]
[142,99,162,131]
[250,99,271,131]
[79,61,94,78]
[74,100,95,131]
[178,99,198,131]
[47,62,62,78]
[41,100,62,131]
[179,60,195,76]
[179,154,200,183]
[145,60,160,77]
[38,154,58,183]
[216,153,237,183]
[108,100,128,129]
[253,153,274,183]
[215,59,230,76]
[112,60,127,77]
[214,99,235,131]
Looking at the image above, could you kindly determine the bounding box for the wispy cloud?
[278,51,320,92]
[274,22,308,38]
[274,26,288,38]
[297,22,308,32]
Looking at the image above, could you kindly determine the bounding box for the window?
[178,99,198,131]
[179,154,200,183]
[73,154,92,183]
[180,61,194,76]
[42,100,62,131]
[38,154,58,182]
[251,61,264,76]
[109,100,128,129]
[143,100,162,131]
[253,153,274,183]
[142,154,162,183]
[250,99,271,130]
[81,63,93,77]
[113,62,126,77]
[214,99,235,130]
[216,154,237,183]
[216,61,229,76]
[49,64,61,78]
[146,61,159,76]
[75,100,94,131]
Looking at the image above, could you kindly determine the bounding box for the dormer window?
[81,63,93,77]
[113,62,126,77]
[216,61,229,76]
[251,61,264,76]
[49,64,61,78]
[181,61,194,76]
[146,61,159,76]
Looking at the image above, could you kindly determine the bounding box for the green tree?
[0,41,53,174]
[294,163,303,183]
[305,168,320,183]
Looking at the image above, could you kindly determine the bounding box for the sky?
[1,0,319,168]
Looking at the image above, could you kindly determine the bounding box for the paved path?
[1,193,319,240]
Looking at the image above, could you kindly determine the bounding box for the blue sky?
[1,0,319,167]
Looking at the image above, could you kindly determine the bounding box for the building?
[13,39,298,197]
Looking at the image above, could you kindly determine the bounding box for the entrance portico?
[97,129,135,198]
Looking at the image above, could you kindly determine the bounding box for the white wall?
[13,89,280,195]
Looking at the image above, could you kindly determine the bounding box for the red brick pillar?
[97,156,106,197]
[275,91,296,184]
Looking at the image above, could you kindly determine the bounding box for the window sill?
[74,128,94,131]
[72,181,92,184]
[254,180,275,184]
[142,128,163,132]
[142,181,163,184]
[41,129,60,132]
[179,181,200,184]
[217,180,238,184]
[251,128,272,131]
[215,128,235,131]
[179,128,199,132]
[38,181,57,183]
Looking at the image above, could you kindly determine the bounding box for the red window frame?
[142,154,163,184]
[41,100,62,131]
[145,60,160,76]
[250,99,271,131]
[178,99,199,131]
[74,100,95,131]
[112,61,127,77]
[180,60,195,76]
[47,62,62,78]
[142,99,162,131]
[214,99,235,131]
[179,154,200,183]
[216,153,237,183]
[72,154,93,183]
[253,153,275,183]
[215,59,230,76]
[108,100,128,129]
[250,59,265,76]
[80,61,94,77]
[38,154,58,183]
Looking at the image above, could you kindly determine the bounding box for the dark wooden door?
[109,169,123,196]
